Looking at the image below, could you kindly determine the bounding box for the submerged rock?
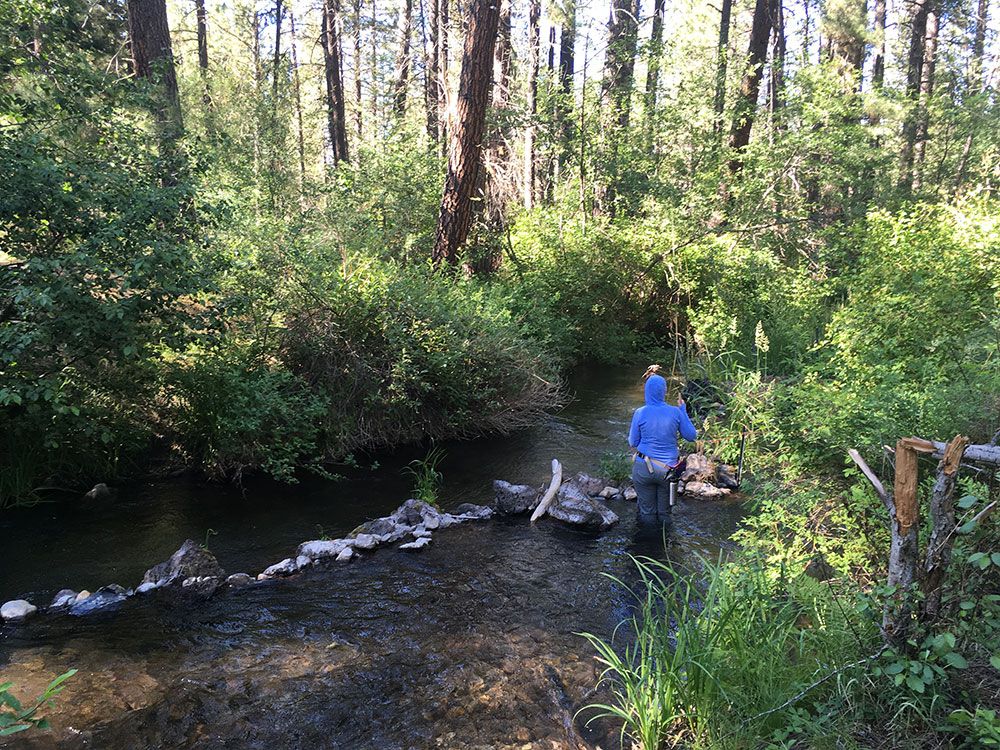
[225,573,255,588]
[258,558,300,580]
[135,581,161,595]
[143,539,225,587]
[492,481,540,515]
[69,585,128,616]
[547,491,620,530]
[83,483,114,501]
[336,547,354,562]
[49,589,78,610]
[298,539,353,559]
[573,473,606,497]
[681,453,716,484]
[391,499,441,527]
[684,481,730,500]
[182,576,221,598]
[715,465,740,491]
[352,517,397,537]
[1,599,38,622]
[452,503,494,520]
[399,536,432,551]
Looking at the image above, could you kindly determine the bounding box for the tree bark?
[728,0,776,172]
[438,0,449,145]
[289,9,307,189]
[769,0,785,113]
[955,0,989,188]
[872,0,887,88]
[714,0,734,133]
[272,0,283,104]
[603,0,640,130]
[898,0,932,191]
[523,0,541,208]
[921,436,969,621]
[126,0,183,136]
[911,7,938,192]
[322,0,350,165]
[392,0,413,117]
[558,0,576,170]
[424,0,439,140]
[354,0,363,139]
[644,0,665,132]
[431,0,501,267]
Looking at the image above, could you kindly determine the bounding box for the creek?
[0,366,744,749]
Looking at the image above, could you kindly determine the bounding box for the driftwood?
[530,459,563,523]
[850,434,975,643]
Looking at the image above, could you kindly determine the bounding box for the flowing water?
[0,367,744,749]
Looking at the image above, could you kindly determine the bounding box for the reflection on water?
[0,366,744,749]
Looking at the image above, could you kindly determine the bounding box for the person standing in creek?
[628,366,697,525]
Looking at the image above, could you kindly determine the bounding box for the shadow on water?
[0,365,744,749]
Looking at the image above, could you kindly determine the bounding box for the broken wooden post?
[530,459,562,523]
[921,435,970,620]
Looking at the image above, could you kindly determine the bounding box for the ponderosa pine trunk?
[322,0,350,164]
[644,0,665,147]
[127,0,182,136]
[898,0,932,190]
[911,7,939,192]
[603,0,640,129]
[523,0,541,208]
[392,0,412,117]
[558,1,576,171]
[955,0,989,187]
[272,0,283,104]
[770,0,785,112]
[714,0,734,134]
[289,9,307,188]
[423,0,438,140]
[194,0,210,105]
[353,0,362,139]
[437,0,449,147]
[871,0,887,88]
[728,0,776,172]
[431,0,500,267]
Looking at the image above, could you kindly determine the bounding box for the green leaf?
[991,553,1000,566]
[942,652,968,669]
[957,494,978,510]
[990,655,1000,671]
[885,661,905,675]
[906,674,925,693]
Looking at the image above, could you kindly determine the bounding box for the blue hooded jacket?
[628,374,697,466]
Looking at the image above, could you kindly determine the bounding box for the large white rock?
[258,558,299,580]
[352,534,377,550]
[1,600,37,622]
[297,539,352,559]
[336,547,354,562]
[399,536,432,551]
[49,589,78,609]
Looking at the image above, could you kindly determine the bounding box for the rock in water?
[452,503,494,520]
[391,499,442,528]
[298,538,353,559]
[546,484,619,529]
[83,483,114,501]
[574,473,606,497]
[681,453,716,484]
[716,465,740,490]
[492,481,540,514]
[143,539,225,586]
[258,558,300,580]
[69,585,128,616]
[352,534,377,550]
[225,573,255,588]
[336,547,354,562]
[1,599,38,622]
[49,589,78,610]
[683,481,731,500]
[399,536,431,551]
[181,576,221,598]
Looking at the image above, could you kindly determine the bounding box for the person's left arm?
[628,409,642,449]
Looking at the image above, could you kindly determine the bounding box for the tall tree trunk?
[603,0,640,129]
[911,8,938,192]
[523,0,541,208]
[714,0,734,134]
[437,0,450,146]
[644,0,665,141]
[423,0,438,139]
[898,0,931,190]
[955,0,989,187]
[728,0,776,173]
[354,0,363,138]
[544,24,556,202]
[558,0,576,170]
[323,0,350,164]
[769,0,785,112]
[289,9,307,189]
[194,0,210,106]
[126,0,183,136]
[872,0,887,88]
[431,0,501,267]
[393,0,412,117]
[272,0,283,103]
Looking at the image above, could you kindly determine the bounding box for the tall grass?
[581,555,871,749]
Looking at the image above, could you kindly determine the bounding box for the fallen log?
[530,459,563,523]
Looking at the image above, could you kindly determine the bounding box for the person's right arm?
[677,398,697,441]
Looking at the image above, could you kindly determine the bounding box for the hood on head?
[644,374,667,405]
